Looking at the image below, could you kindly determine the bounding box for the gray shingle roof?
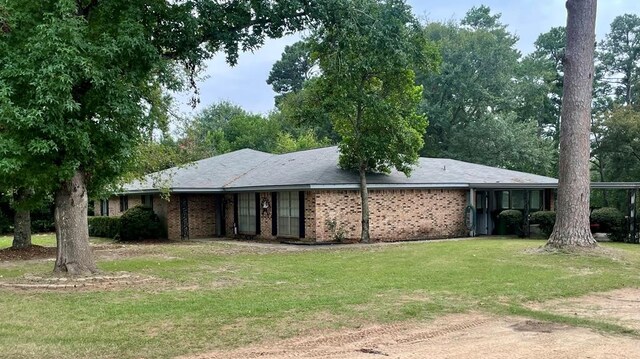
[123,146,557,194]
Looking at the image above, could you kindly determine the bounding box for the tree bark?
[12,209,31,249]
[546,0,598,249]
[54,170,99,275]
[359,164,371,243]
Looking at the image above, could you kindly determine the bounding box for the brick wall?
[108,188,467,242]
[166,194,181,240]
[107,195,142,216]
[187,194,216,239]
[224,194,235,236]
[313,189,468,242]
[304,191,316,239]
[259,192,275,239]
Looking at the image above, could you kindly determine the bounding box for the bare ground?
[182,289,640,359]
[529,287,640,331]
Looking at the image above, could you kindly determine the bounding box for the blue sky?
[175,1,640,117]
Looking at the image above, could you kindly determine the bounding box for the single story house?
[99,146,560,241]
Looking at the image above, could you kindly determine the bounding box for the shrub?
[529,211,556,237]
[118,206,164,241]
[325,219,346,242]
[498,209,523,236]
[591,207,627,242]
[88,216,121,238]
[31,219,55,233]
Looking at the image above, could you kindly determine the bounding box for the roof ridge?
[222,154,275,188]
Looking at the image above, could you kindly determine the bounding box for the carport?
[467,182,640,243]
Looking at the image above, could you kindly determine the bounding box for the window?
[475,193,483,209]
[499,191,510,209]
[530,190,542,210]
[119,195,128,212]
[141,194,153,209]
[100,200,109,216]
[512,190,526,209]
[278,192,300,237]
[238,193,256,234]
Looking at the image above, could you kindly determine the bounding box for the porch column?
[468,188,476,237]
[524,190,530,238]
[630,189,638,244]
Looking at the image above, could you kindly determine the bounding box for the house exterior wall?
[313,189,468,242]
[259,192,275,239]
[304,192,316,239]
[106,188,467,242]
[187,194,217,239]
[153,194,169,235]
[107,195,141,216]
[224,194,235,236]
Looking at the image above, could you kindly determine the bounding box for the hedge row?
[88,216,121,238]
[509,207,629,242]
[88,206,165,241]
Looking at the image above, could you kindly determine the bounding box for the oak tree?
[0,0,324,274]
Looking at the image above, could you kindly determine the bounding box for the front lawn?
[0,238,639,358]
[0,233,57,248]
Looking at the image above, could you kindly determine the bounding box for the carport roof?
[122,146,563,194]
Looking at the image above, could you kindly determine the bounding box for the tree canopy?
[0,0,332,274]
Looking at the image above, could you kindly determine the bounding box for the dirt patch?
[529,287,640,331]
[0,273,159,292]
[179,313,640,359]
[0,245,57,261]
[510,320,570,333]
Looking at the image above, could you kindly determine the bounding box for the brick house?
[98,147,557,241]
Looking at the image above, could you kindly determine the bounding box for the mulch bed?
[0,245,56,261]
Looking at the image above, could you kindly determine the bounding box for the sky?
[175,0,640,117]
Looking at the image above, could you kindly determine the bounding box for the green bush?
[31,219,55,233]
[498,209,524,236]
[591,207,627,242]
[529,211,556,237]
[118,206,164,241]
[88,216,121,238]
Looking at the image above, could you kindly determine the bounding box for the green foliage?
[267,41,315,104]
[530,211,556,237]
[118,206,164,241]
[325,218,347,242]
[599,14,640,106]
[274,130,329,154]
[591,207,627,242]
[311,0,440,176]
[0,0,328,246]
[498,209,524,236]
[0,214,10,235]
[272,78,339,143]
[88,216,121,239]
[419,9,519,156]
[597,108,640,184]
[181,101,283,157]
[447,113,555,176]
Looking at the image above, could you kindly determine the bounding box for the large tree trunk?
[54,170,99,275]
[546,0,598,249]
[359,164,371,243]
[12,209,31,249]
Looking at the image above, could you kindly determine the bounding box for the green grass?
[0,233,57,248]
[0,234,114,249]
[1,238,640,358]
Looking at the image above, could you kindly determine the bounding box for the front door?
[475,191,490,235]
[278,192,300,237]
